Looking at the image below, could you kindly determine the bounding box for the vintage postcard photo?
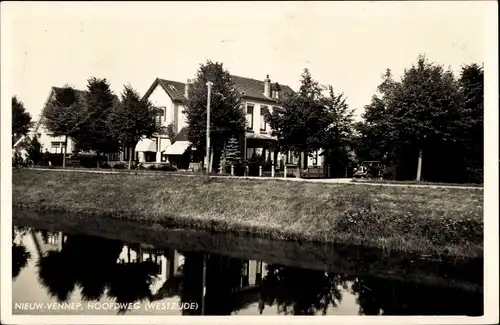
[1,1,498,324]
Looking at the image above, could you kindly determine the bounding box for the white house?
[33,87,83,154]
[35,77,325,170]
[140,74,325,168]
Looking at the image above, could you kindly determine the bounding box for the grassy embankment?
[12,169,483,258]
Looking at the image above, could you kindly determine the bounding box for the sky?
[2,1,493,123]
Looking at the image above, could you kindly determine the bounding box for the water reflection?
[351,276,483,316]
[260,265,347,315]
[12,225,483,316]
[12,227,32,280]
[35,235,165,313]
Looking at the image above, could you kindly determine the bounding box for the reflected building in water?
[28,229,268,314]
[115,243,268,312]
[15,227,482,316]
[30,230,66,257]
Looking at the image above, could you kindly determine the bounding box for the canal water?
[11,222,483,316]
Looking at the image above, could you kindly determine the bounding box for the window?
[286,151,297,164]
[50,141,64,154]
[155,107,165,127]
[246,148,255,160]
[260,106,268,131]
[246,105,254,131]
[242,262,249,277]
[272,90,279,99]
[107,152,120,161]
[313,151,318,165]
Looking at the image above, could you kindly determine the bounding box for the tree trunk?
[96,152,100,168]
[222,139,227,172]
[416,147,423,181]
[128,146,133,170]
[323,151,328,178]
[209,146,215,174]
[62,135,67,168]
[295,152,302,178]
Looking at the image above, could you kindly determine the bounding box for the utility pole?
[206,81,213,181]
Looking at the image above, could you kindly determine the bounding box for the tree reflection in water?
[351,276,483,316]
[36,234,158,314]
[178,252,256,315]
[107,258,158,313]
[259,265,347,315]
[12,227,32,280]
[204,254,249,315]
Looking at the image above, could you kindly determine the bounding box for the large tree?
[185,60,246,173]
[42,86,85,167]
[320,86,356,177]
[356,56,468,182]
[12,96,33,143]
[266,68,331,178]
[388,55,461,181]
[354,69,400,166]
[456,63,484,183]
[108,85,161,169]
[73,77,120,167]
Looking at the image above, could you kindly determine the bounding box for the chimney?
[184,79,192,99]
[264,75,271,97]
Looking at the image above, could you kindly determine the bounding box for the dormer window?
[271,82,281,99]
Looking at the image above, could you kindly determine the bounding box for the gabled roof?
[158,79,189,102]
[142,78,187,104]
[231,75,294,102]
[143,75,295,105]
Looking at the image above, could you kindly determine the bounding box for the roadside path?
[26,167,482,190]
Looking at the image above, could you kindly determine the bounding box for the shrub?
[77,155,105,168]
[147,165,157,170]
[224,162,245,175]
[100,163,111,169]
[157,164,178,172]
[113,162,126,169]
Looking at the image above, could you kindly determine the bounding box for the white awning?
[163,141,191,155]
[245,132,277,141]
[135,139,157,152]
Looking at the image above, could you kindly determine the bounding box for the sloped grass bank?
[12,169,484,258]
